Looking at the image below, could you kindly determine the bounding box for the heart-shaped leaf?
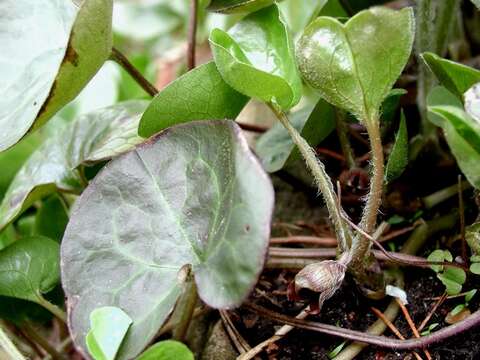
[86,307,132,360]
[256,97,335,172]
[0,236,59,303]
[427,86,480,188]
[61,120,274,360]
[139,62,249,137]
[296,7,414,123]
[0,101,148,232]
[207,0,274,14]
[422,52,480,99]
[0,0,113,152]
[385,111,408,182]
[209,4,302,110]
[137,340,194,360]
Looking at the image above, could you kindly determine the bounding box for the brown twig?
[187,0,198,70]
[110,47,159,97]
[371,307,423,360]
[270,236,337,247]
[396,299,432,360]
[219,310,251,354]
[418,293,448,332]
[244,301,480,350]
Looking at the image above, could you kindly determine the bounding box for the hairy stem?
[110,47,159,97]
[0,324,25,360]
[269,104,352,251]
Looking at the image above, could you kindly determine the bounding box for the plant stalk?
[187,0,198,70]
[110,47,159,97]
[269,104,352,252]
[172,279,198,342]
[0,324,25,360]
[37,295,67,324]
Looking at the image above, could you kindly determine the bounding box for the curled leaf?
[209,4,302,110]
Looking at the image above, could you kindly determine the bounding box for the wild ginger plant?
[2,0,480,359]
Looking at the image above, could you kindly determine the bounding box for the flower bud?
[288,260,346,314]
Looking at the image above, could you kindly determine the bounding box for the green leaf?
[207,0,274,14]
[437,274,463,295]
[451,304,466,316]
[256,97,336,172]
[209,4,302,110]
[139,62,249,138]
[296,7,414,123]
[472,0,480,9]
[381,89,408,125]
[278,0,328,35]
[0,236,59,303]
[0,0,113,152]
[427,87,480,189]
[86,307,132,360]
[34,195,69,243]
[437,267,466,295]
[61,120,274,360]
[385,111,408,182]
[470,263,480,275]
[0,226,16,252]
[422,52,480,99]
[137,340,194,360]
[327,341,347,359]
[465,289,477,302]
[428,249,452,273]
[0,101,147,232]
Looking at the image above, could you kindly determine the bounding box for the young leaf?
[296,7,414,123]
[428,249,453,273]
[427,87,480,189]
[0,0,113,152]
[61,120,274,360]
[438,267,466,295]
[0,101,148,232]
[465,289,477,302]
[209,4,302,110]
[86,307,132,360]
[139,62,248,138]
[385,112,408,182]
[0,236,59,303]
[256,97,335,172]
[34,195,69,242]
[207,0,274,13]
[422,52,480,99]
[136,340,194,360]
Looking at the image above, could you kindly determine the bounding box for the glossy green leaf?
[438,267,466,295]
[137,340,194,360]
[385,112,408,182]
[139,62,248,137]
[207,0,274,14]
[0,101,148,232]
[61,120,274,360]
[428,249,453,273]
[209,4,302,110]
[296,7,414,123]
[34,195,69,242]
[422,52,480,99]
[0,0,113,152]
[0,236,59,303]
[86,307,132,360]
[427,87,480,188]
[256,97,335,172]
